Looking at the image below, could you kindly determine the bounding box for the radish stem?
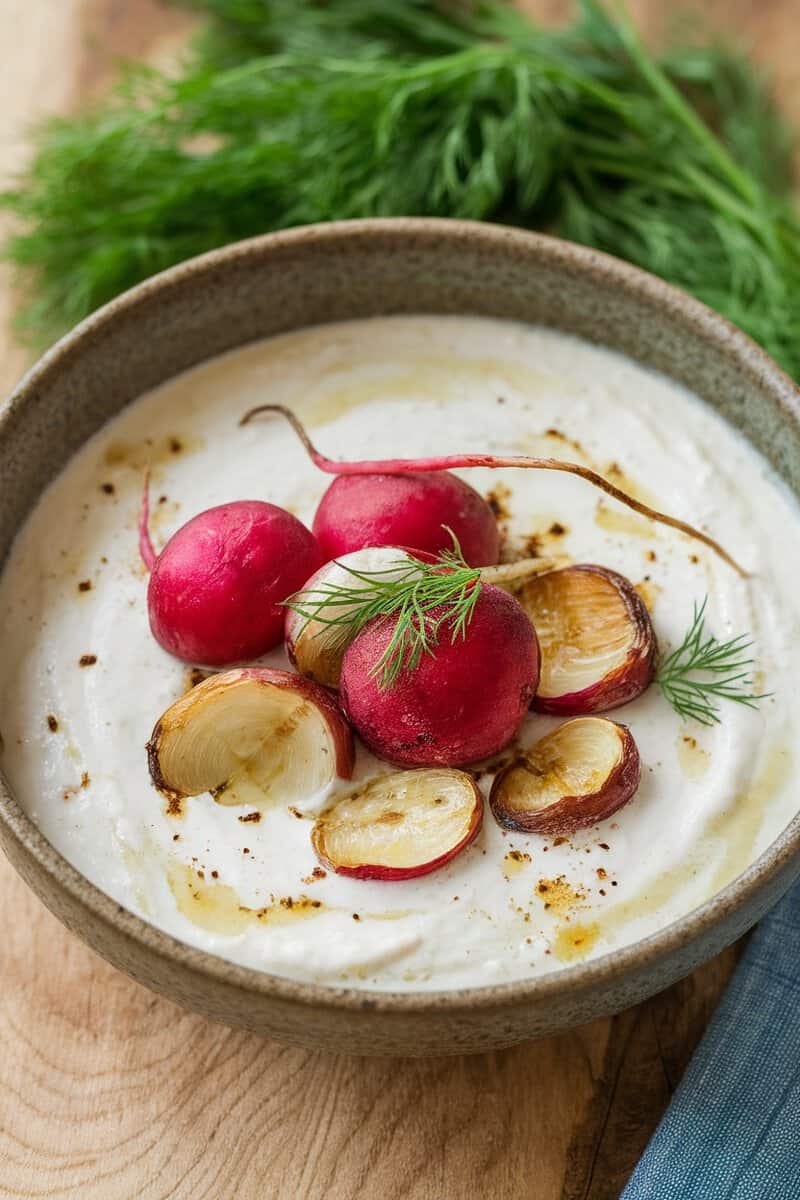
[240,404,748,577]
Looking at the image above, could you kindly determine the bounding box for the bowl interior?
[1,219,800,1037]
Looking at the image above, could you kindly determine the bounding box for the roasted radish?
[339,584,540,767]
[147,668,353,807]
[312,768,483,879]
[518,565,656,714]
[285,546,425,688]
[490,717,641,836]
[139,481,321,666]
[286,548,561,690]
[312,472,500,567]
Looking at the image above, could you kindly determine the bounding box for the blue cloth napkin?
[622,880,800,1199]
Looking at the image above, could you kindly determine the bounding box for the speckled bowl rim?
[2,218,800,1015]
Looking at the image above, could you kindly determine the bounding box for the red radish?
[286,546,426,688]
[312,768,483,880]
[313,472,499,566]
[241,404,746,576]
[489,717,641,836]
[147,667,354,807]
[339,584,540,767]
[520,565,657,714]
[286,549,562,691]
[139,478,321,666]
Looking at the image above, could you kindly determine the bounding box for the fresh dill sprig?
[285,535,481,689]
[3,0,800,379]
[656,597,769,726]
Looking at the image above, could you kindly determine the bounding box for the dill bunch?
[4,0,800,375]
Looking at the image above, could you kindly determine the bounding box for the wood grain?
[0,2,790,1196]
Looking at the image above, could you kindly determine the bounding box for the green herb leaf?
[285,533,481,689]
[3,0,800,381]
[656,597,769,725]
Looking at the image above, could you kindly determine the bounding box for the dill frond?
[656,597,769,725]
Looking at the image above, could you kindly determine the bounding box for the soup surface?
[0,315,797,990]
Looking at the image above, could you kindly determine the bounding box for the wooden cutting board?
[0,3,796,1196]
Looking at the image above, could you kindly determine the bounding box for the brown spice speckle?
[238,811,262,824]
[303,866,327,885]
[100,482,115,495]
[523,533,542,558]
[548,522,567,537]
[79,654,97,667]
[78,580,92,593]
[47,714,59,733]
[168,436,183,454]
[486,482,512,522]
[536,875,586,914]
[352,913,361,921]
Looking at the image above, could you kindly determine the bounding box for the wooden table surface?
[0,4,797,1197]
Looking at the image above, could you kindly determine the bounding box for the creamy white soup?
[0,316,797,990]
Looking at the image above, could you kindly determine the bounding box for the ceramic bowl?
[2,219,799,1056]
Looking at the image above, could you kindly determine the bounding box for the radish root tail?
[138,468,157,572]
[240,403,748,578]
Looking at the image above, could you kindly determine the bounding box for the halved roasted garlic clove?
[312,768,483,880]
[285,546,425,688]
[489,717,641,836]
[147,668,354,808]
[518,564,656,713]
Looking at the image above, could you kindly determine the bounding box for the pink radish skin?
[241,404,746,577]
[339,584,540,768]
[313,472,500,566]
[140,486,321,666]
